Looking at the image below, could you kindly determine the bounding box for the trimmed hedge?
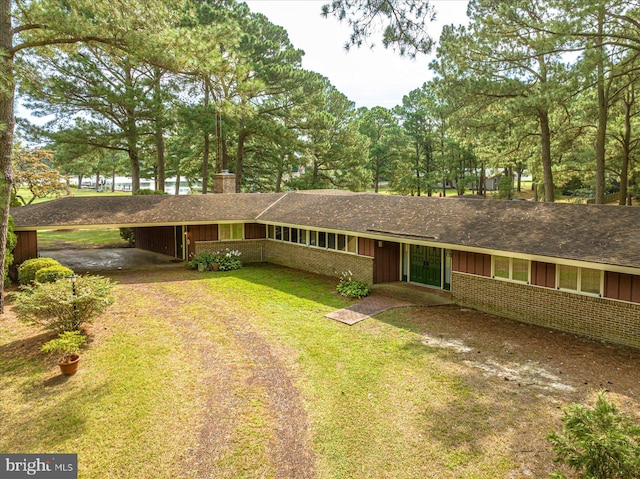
[35,265,74,284]
[18,258,62,285]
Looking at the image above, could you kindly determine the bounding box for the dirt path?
[122,273,315,479]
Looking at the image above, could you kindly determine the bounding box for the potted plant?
[41,330,87,376]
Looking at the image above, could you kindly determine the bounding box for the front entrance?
[409,245,442,288]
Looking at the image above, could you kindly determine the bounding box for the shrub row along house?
[11,178,640,350]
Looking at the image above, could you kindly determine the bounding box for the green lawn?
[14,187,130,205]
[37,229,127,250]
[1,264,586,478]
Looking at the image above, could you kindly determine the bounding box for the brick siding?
[265,241,374,284]
[195,240,266,263]
[452,272,640,349]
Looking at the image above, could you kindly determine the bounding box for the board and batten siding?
[452,251,491,277]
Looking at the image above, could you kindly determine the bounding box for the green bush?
[14,274,116,332]
[336,271,370,299]
[119,227,135,246]
[18,257,61,285]
[41,330,87,362]
[35,265,74,284]
[187,250,242,272]
[547,390,640,479]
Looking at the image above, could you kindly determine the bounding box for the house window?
[347,236,357,253]
[337,234,347,251]
[267,225,275,239]
[512,259,529,283]
[318,231,326,248]
[291,228,298,243]
[283,227,290,242]
[494,256,510,279]
[493,256,529,283]
[557,265,601,295]
[299,229,307,245]
[275,226,282,241]
[581,269,602,295]
[558,265,578,291]
[327,233,336,250]
[309,231,317,246]
[219,223,243,241]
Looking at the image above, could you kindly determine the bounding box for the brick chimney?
[213,170,236,194]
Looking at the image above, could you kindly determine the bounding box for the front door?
[410,245,442,288]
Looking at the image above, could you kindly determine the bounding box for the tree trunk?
[619,92,632,205]
[374,164,380,193]
[175,172,181,195]
[202,79,210,194]
[415,145,421,196]
[594,5,607,205]
[0,0,14,311]
[538,109,555,202]
[275,169,283,193]
[235,130,248,193]
[154,69,165,192]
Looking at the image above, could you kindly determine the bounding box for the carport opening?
[33,228,183,274]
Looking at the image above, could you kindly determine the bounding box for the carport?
[10,193,281,270]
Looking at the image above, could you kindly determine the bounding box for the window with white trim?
[557,265,602,295]
[492,256,529,283]
[267,225,357,254]
[218,223,243,240]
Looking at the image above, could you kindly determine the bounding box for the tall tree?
[0,0,185,310]
[433,0,572,202]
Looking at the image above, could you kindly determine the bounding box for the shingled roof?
[11,191,640,270]
[11,193,284,228]
[257,192,640,270]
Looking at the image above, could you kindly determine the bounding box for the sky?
[244,0,469,109]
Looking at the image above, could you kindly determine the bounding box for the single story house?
[10,177,640,350]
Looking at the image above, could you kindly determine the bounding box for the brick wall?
[265,241,374,284]
[195,240,266,263]
[452,272,640,349]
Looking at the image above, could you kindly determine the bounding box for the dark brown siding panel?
[245,223,266,240]
[14,231,38,264]
[452,251,490,276]
[135,226,176,257]
[190,224,218,242]
[358,237,375,257]
[604,272,640,304]
[483,254,492,277]
[532,261,556,288]
[374,241,400,283]
[632,275,640,303]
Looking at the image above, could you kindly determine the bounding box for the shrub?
[119,227,135,246]
[17,257,61,285]
[336,271,370,299]
[187,250,242,272]
[547,390,640,479]
[35,265,74,284]
[14,274,116,332]
[41,330,87,362]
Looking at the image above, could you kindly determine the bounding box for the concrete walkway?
[326,282,455,325]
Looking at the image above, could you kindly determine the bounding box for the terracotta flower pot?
[57,354,81,376]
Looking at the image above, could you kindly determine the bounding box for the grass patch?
[38,229,127,250]
[1,264,589,477]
